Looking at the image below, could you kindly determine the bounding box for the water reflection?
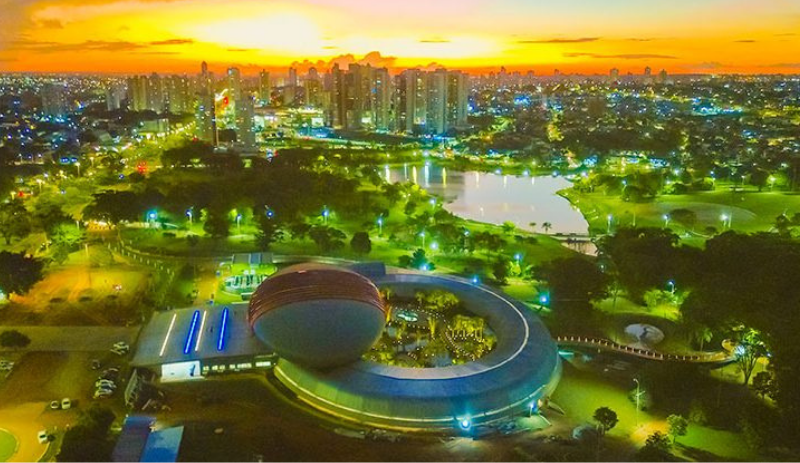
[389,164,588,235]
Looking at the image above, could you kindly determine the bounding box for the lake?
[386,164,589,235]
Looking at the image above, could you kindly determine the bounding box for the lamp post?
[322,206,329,225]
[75,162,81,177]
[419,231,426,248]
[186,208,193,225]
[663,214,670,229]
[667,279,676,294]
[607,214,613,234]
[377,216,383,236]
[236,214,242,234]
[634,378,641,427]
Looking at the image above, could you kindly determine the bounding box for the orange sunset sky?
[0,0,799,75]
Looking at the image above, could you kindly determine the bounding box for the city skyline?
[1,0,799,75]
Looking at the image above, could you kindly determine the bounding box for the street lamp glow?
[459,418,471,430]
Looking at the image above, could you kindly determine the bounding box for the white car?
[37,430,49,444]
[93,389,113,399]
[110,346,129,356]
[95,380,116,389]
[61,398,71,410]
[0,360,13,371]
[49,400,60,410]
[112,341,129,350]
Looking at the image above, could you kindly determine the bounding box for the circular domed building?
[248,263,561,431]
[248,263,386,369]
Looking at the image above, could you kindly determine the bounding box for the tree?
[637,431,672,462]
[692,325,713,351]
[49,222,86,265]
[350,231,372,256]
[751,371,775,400]
[0,251,44,296]
[255,216,283,251]
[536,257,610,312]
[0,330,31,349]
[667,414,688,443]
[735,328,768,386]
[203,213,230,239]
[541,222,552,234]
[57,404,116,462]
[400,249,434,271]
[492,258,509,285]
[593,407,618,436]
[308,226,346,253]
[82,191,143,224]
[0,199,32,245]
[501,221,516,235]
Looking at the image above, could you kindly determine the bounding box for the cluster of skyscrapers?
[100,62,471,149]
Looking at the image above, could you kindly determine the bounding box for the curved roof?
[248,263,386,327]
[274,272,561,429]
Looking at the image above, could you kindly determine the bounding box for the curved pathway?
[556,335,734,365]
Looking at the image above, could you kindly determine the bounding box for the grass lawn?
[553,362,761,461]
[0,429,17,462]
[561,184,800,237]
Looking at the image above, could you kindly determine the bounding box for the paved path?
[0,326,140,352]
[556,335,734,365]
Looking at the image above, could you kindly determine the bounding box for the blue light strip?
[183,310,200,355]
[217,307,229,351]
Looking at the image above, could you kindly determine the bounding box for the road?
[0,326,140,352]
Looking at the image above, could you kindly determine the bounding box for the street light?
[377,216,383,235]
[633,378,642,427]
[236,214,242,233]
[662,214,670,229]
[322,206,330,224]
[186,208,194,225]
[607,214,613,234]
[667,279,676,294]
[75,161,81,177]
[419,231,426,248]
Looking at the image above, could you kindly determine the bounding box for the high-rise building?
[371,67,393,131]
[394,69,427,133]
[610,68,620,81]
[446,70,469,131]
[105,80,126,111]
[195,62,217,144]
[127,76,148,112]
[236,94,256,150]
[42,82,68,118]
[165,75,191,114]
[258,70,271,106]
[227,67,242,103]
[146,73,165,112]
[427,69,448,135]
[283,67,298,106]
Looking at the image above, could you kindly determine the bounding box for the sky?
[0,0,799,75]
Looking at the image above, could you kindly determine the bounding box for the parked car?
[61,398,71,410]
[93,389,113,399]
[0,360,14,371]
[37,431,49,444]
[110,345,129,356]
[91,359,101,370]
[95,380,116,389]
[49,400,60,410]
[100,368,120,381]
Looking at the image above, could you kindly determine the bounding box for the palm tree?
[541,222,552,234]
[528,222,537,231]
[695,326,713,351]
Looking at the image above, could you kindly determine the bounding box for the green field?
[0,429,18,462]
[562,185,800,237]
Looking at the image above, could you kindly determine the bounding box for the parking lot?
[0,349,132,462]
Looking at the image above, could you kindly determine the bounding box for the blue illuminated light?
[183,310,200,355]
[217,307,230,351]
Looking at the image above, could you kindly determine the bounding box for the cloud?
[564,52,678,60]
[762,62,800,68]
[9,39,147,52]
[6,37,195,53]
[688,62,726,70]
[226,48,253,52]
[419,39,451,43]
[518,37,600,44]
[734,39,757,43]
[35,19,63,29]
[149,38,194,46]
